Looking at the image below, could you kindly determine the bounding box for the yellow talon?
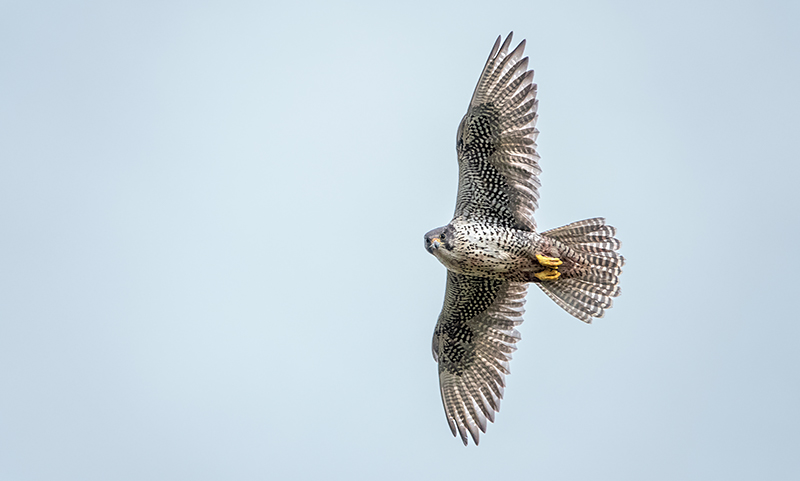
[536,254,563,267]
[534,269,561,281]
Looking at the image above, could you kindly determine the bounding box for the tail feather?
[593,259,624,274]
[541,217,607,237]
[538,218,624,323]
[539,286,605,321]
[566,278,621,297]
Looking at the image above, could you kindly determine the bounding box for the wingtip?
[457,424,469,445]
[446,416,457,436]
[467,422,481,445]
[490,35,502,58]
[510,39,527,59]
[499,32,514,54]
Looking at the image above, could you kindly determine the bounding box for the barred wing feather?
[454,32,541,231]
[432,271,527,445]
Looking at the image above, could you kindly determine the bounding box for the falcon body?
[425,220,575,281]
[424,33,625,445]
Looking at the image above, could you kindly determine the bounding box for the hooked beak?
[426,237,442,254]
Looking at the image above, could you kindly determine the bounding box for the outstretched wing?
[432,271,527,445]
[454,32,541,231]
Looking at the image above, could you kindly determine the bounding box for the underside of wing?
[454,32,541,231]
[432,271,527,445]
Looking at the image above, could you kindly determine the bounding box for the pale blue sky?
[2,1,799,480]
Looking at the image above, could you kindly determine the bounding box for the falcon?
[424,32,625,445]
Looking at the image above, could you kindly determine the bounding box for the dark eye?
[440,232,446,240]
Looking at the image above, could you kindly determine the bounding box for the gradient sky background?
[2,1,799,480]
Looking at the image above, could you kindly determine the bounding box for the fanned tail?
[538,218,624,323]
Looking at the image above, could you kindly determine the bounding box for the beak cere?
[431,237,441,250]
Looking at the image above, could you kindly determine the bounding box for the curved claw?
[534,269,561,281]
[536,254,563,267]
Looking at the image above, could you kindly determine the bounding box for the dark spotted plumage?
[424,33,625,445]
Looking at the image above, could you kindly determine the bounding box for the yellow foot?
[534,269,561,281]
[536,254,563,267]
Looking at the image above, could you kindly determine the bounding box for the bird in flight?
[424,32,625,445]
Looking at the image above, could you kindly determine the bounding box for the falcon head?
[424,225,455,256]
